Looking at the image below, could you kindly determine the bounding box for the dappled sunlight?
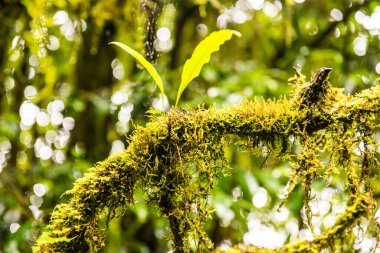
[1,0,380,252]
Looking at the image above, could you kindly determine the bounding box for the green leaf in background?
[109,42,165,101]
[175,29,241,108]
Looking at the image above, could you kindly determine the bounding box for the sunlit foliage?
[1,0,380,252]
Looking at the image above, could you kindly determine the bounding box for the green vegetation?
[111,29,241,109]
[1,1,380,252]
[33,69,379,252]
[175,29,241,108]
[109,42,166,103]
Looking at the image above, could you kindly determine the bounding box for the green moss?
[33,69,380,252]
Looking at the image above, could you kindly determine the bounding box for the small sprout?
[110,29,242,110]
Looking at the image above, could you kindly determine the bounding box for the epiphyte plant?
[109,29,242,110]
[33,67,380,252]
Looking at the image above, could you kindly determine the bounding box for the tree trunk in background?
[72,19,116,162]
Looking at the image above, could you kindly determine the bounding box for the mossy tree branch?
[33,69,380,252]
[217,193,375,253]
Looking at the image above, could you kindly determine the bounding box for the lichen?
[33,69,380,253]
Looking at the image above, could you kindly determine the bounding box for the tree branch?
[33,70,380,252]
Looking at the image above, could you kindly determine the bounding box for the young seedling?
[110,29,241,111]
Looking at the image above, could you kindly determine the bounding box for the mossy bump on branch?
[33,68,380,252]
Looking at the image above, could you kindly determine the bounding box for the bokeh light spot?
[33,183,47,197]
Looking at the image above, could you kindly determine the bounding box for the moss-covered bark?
[33,69,379,252]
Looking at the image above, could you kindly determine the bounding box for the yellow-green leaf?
[175,29,241,108]
[109,42,165,99]
[145,109,162,115]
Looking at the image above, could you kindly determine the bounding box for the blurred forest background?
[1,0,380,252]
